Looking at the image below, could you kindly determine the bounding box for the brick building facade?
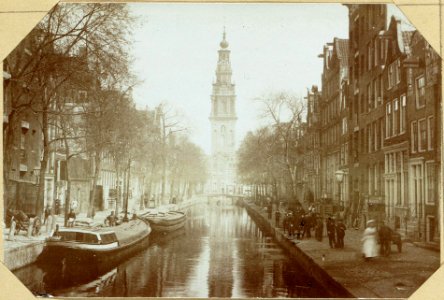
[297,4,441,244]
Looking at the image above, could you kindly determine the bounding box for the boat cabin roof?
[57,227,115,235]
[52,228,118,244]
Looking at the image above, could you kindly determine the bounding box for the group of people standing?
[277,207,347,249]
[261,198,402,260]
[326,217,347,249]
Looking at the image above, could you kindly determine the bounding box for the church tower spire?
[208,29,238,195]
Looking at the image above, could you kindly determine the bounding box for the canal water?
[14,201,329,298]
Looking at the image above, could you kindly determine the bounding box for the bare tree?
[3,3,135,217]
[256,92,305,198]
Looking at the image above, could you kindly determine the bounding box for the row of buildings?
[2,29,172,217]
[295,4,441,244]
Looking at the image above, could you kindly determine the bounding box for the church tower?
[209,30,237,194]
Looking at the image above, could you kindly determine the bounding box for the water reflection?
[14,201,328,298]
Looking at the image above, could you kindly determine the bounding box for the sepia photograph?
[1,2,442,299]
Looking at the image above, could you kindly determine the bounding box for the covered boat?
[140,210,186,233]
[40,219,151,265]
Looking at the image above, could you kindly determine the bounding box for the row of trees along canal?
[237,92,307,210]
[3,3,207,225]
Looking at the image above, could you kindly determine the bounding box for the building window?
[342,117,347,135]
[388,59,400,89]
[411,163,423,218]
[425,161,435,205]
[20,134,26,150]
[78,90,87,102]
[379,75,384,103]
[400,94,406,133]
[428,116,434,150]
[374,39,378,66]
[411,121,418,153]
[374,121,378,151]
[368,44,372,70]
[418,118,427,152]
[416,75,426,108]
[223,99,228,113]
[386,103,392,138]
[395,59,401,84]
[380,39,385,62]
[368,125,372,153]
[388,63,394,89]
[393,99,399,136]
[373,79,378,108]
[367,83,372,111]
[380,117,385,147]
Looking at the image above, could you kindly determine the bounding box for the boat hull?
[142,211,186,233]
[39,219,151,267]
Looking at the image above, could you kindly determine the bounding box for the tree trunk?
[124,157,131,218]
[65,175,72,227]
[3,110,17,195]
[88,152,102,217]
[63,143,71,227]
[181,182,188,200]
[161,155,166,204]
[115,164,120,213]
[36,104,49,218]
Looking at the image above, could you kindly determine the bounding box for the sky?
[127,4,408,155]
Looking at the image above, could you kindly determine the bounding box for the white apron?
[362,227,378,258]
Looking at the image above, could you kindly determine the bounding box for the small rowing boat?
[140,210,186,233]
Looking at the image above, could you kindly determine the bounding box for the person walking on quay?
[267,201,273,220]
[301,214,312,239]
[67,209,76,227]
[335,219,346,249]
[287,213,296,237]
[275,210,281,227]
[326,217,336,248]
[378,221,392,256]
[362,219,378,261]
[315,215,323,241]
[43,205,51,225]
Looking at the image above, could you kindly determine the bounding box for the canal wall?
[242,200,354,298]
[3,195,207,271]
[4,240,45,271]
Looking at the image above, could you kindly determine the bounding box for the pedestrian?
[43,205,50,225]
[288,213,295,237]
[378,221,392,256]
[301,215,311,239]
[54,199,61,215]
[71,199,78,212]
[305,214,313,238]
[267,202,273,219]
[296,213,303,239]
[326,217,336,248]
[283,213,290,235]
[362,219,378,261]
[275,210,281,227]
[335,219,346,249]
[67,209,76,227]
[105,211,117,227]
[315,216,323,241]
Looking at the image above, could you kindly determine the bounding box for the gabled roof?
[334,38,349,65]
[401,30,415,55]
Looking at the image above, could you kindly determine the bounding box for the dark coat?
[378,225,392,241]
[336,221,346,237]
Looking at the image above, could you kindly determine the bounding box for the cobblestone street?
[247,200,440,298]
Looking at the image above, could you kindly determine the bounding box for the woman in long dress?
[362,219,378,260]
